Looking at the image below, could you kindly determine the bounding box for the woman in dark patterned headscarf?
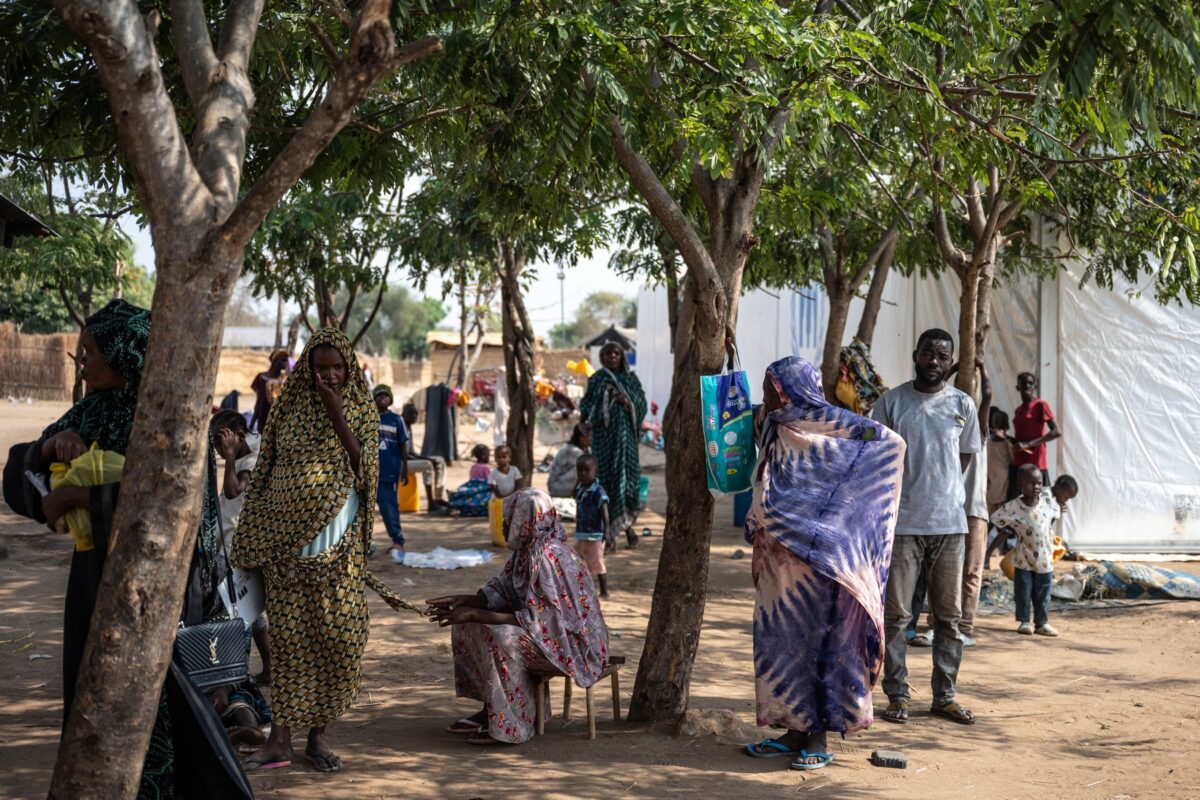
[16,299,252,799]
[233,327,414,773]
[579,343,647,547]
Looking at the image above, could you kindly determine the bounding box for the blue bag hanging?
[700,365,756,495]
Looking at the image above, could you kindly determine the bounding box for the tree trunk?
[274,292,284,349]
[286,313,302,356]
[50,240,243,800]
[498,243,537,478]
[820,287,852,401]
[855,241,895,347]
[954,264,982,395]
[456,273,468,388]
[627,267,738,723]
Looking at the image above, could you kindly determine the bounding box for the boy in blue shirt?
[574,454,611,598]
[374,385,408,563]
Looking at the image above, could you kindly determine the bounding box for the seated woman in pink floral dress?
[425,488,609,744]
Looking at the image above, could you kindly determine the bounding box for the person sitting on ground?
[573,454,612,598]
[991,465,1062,637]
[448,444,492,517]
[548,424,591,498]
[425,489,609,744]
[250,348,290,433]
[401,403,450,514]
[987,409,1014,515]
[373,385,409,563]
[742,357,905,771]
[211,410,272,687]
[1009,372,1061,497]
[488,444,523,499]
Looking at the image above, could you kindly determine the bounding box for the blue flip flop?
[790,750,835,771]
[743,738,803,758]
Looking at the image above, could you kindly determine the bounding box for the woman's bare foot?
[243,723,292,771]
[797,731,828,765]
[305,727,342,773]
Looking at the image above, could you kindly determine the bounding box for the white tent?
[636,264,1200,552]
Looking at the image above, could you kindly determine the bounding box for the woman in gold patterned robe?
[233,328,413,773]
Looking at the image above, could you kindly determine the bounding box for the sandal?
[790,750,834,771]
[241,753,290,771]
[930,701,976,725]
[303,749,343,773]
[466,730,504,746]
[743,738,803,758]
[882,699,909,724]
[446,717,485,734]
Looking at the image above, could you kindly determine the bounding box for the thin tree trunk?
[498,243,537,478]
[274,293,284,349]
[457,272,469,388]
[855,240,895,347]
[287,313,302,354]
[462,279,496,379]
[820,288,852,400]
[954,261,982,395]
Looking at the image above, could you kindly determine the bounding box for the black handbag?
[173,497,250,692]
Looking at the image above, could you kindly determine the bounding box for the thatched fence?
[0,322,75,401]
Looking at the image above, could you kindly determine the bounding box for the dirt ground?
[2,400,1200,800]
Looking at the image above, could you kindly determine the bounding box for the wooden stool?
[534,656,625,740]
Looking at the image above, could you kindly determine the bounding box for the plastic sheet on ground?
[401,547,494,570]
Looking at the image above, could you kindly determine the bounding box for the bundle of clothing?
[834,339,887,415]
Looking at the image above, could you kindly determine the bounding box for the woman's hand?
[43,486,89,528]
[315,374,344,419]
[43,431,87,464]
[427,605,477,627]
[425,593,475,611]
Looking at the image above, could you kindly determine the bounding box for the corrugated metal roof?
[0,192,56,247]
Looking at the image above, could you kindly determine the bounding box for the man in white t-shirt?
[872,328,981,727]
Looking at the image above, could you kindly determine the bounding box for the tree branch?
[220,21,442,249]
[169,0,218,111]
[54,0,213,235]
[216,0,263,71]
[608,115,718,286]
[352,270,388,348]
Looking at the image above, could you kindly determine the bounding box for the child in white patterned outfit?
[990,464,1062,637]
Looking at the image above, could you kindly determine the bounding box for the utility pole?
[557,262,566,329]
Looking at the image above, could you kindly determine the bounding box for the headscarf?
[585,346,642,429]
[484,489,608,687]
[39,299,151,454]
[747,357,906,635]
[232,327,414,611]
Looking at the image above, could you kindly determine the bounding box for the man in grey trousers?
[872,328,981,725]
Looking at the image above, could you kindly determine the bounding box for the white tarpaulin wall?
[636,266,1200,552]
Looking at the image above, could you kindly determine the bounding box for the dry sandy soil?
[2,400,1199,800]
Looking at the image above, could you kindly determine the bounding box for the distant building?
[222,326,301,350]
[0,192,55,248]
[584,325,637,367]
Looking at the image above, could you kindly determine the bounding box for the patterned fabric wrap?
[40,299,151,454]
[746,357,905,733]
[836,338,887,415]
[451,622,558,744]
[579,355,646,530]
[482,489,609,688]
[232,327,414,728]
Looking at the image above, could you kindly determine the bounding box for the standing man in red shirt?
[1009,371,1061,498]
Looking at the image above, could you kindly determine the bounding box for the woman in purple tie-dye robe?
[743,357,905,769]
